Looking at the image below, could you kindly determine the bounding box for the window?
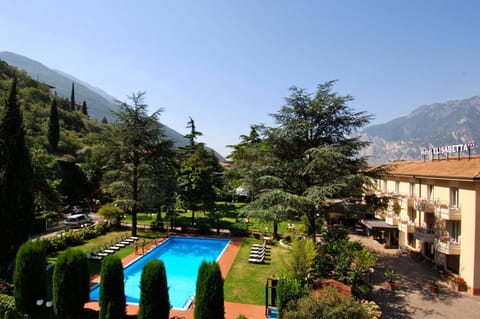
[450,187,459,208]
[409,182,415,197]
[395,181,399,194]
[383,179,387,192]
[427,185,434,201]
[451,221,461,242]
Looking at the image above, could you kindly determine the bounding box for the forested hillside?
[0,61,108,218]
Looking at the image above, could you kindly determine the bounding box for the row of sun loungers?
[248,241,270,263]
[86,234,138,260]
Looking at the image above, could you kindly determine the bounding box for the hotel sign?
[421,142,476,158]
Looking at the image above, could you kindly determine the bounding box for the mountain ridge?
[0,51,225,161]
[362,96,480,164]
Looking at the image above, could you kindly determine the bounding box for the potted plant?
[429,276,439,293]
[384,268,399,290]
[455,277,467,292]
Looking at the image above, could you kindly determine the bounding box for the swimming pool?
[89,236,230,310]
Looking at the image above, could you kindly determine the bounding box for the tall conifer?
[70,82,75,111]
[48,94,59,152]
[0,77,35,274]
[81,100,88,116]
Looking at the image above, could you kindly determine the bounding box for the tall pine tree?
[48,94,59,152]
[0,77,35,275]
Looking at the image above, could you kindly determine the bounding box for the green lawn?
[224,237,289,305]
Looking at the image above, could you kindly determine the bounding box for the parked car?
[65,213,92,228]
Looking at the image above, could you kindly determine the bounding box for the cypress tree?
[52,248,90,318]
[101,116,108,124]
[138,259,170,319]
[48,94,59,152]
[0,76,35,274]
[70,82,75,111]
[81,100,88,116]
[99,255,126,319]
[194,261,224,319]
[13,240,47,315]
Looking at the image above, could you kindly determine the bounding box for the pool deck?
[85,235,267,319]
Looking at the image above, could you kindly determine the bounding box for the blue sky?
[1,0,480,157]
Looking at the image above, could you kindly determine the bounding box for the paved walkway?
[350,234,480,319]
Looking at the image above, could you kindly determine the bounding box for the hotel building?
[369,148,480,295]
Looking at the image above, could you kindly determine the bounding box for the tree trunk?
[273,220,279,239]
[307,211,316,244]
[132,151,139,237]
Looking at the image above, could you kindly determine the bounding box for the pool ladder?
[183,295,194,309]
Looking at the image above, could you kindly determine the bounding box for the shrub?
[229,223,249,237]
[99,255,125,319]
[138,260,170,319]
[283,286,370,319]
[276,277,304,319]
[194,261,224,319]
[0,294,28,319]
[52,248,90,318]
[196,222,211,235]
[13,240,46,315]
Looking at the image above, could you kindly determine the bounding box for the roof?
[361,219,399,230]
[382,156,480,180]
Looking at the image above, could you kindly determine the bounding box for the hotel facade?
[369,148,480,295]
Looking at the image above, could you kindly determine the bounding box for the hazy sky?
[2,0,479,157]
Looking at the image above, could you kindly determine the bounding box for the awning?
[361,219,398,230]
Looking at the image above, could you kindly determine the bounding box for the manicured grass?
[224,237,289,305]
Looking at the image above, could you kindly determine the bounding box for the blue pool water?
[89,236,230,310]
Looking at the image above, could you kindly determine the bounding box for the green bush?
[194,261,224,319]
[229,223,249,237]
[13,240,46,315]
[276,277,304,319]
[52,248,90,318]
[283,286,370,319]
[99,255,125,319]
[138,260,170,319]
[0,294,28,319]
[196,222,211,235]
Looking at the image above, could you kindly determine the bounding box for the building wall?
[372,174,480,295]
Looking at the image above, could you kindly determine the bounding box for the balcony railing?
[414,228,435,242]
[398,220,415,233]
[434,237,461,255]
[385,213,399,226]
[415,199,435,213]
[435,204,462,220]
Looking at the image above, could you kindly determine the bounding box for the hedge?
[99,255,125,319]
[13,240,46,315]
[138,260,170,319]
[194,261,224,319]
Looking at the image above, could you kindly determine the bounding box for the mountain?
[0,51,117,121]
[0,51,225,161]
[362,96,480,164]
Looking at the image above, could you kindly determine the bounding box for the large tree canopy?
[103,92,176,236]
[233,81,372,239]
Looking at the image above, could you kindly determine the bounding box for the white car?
[65,214,92,228]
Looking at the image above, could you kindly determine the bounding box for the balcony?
[414,228,435,242]
[415,199,435,213]
[385,213,399,226]
[434,237,461,255]
[406,196,415,207]
[435,204,461,220]
[399,220,415,233]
